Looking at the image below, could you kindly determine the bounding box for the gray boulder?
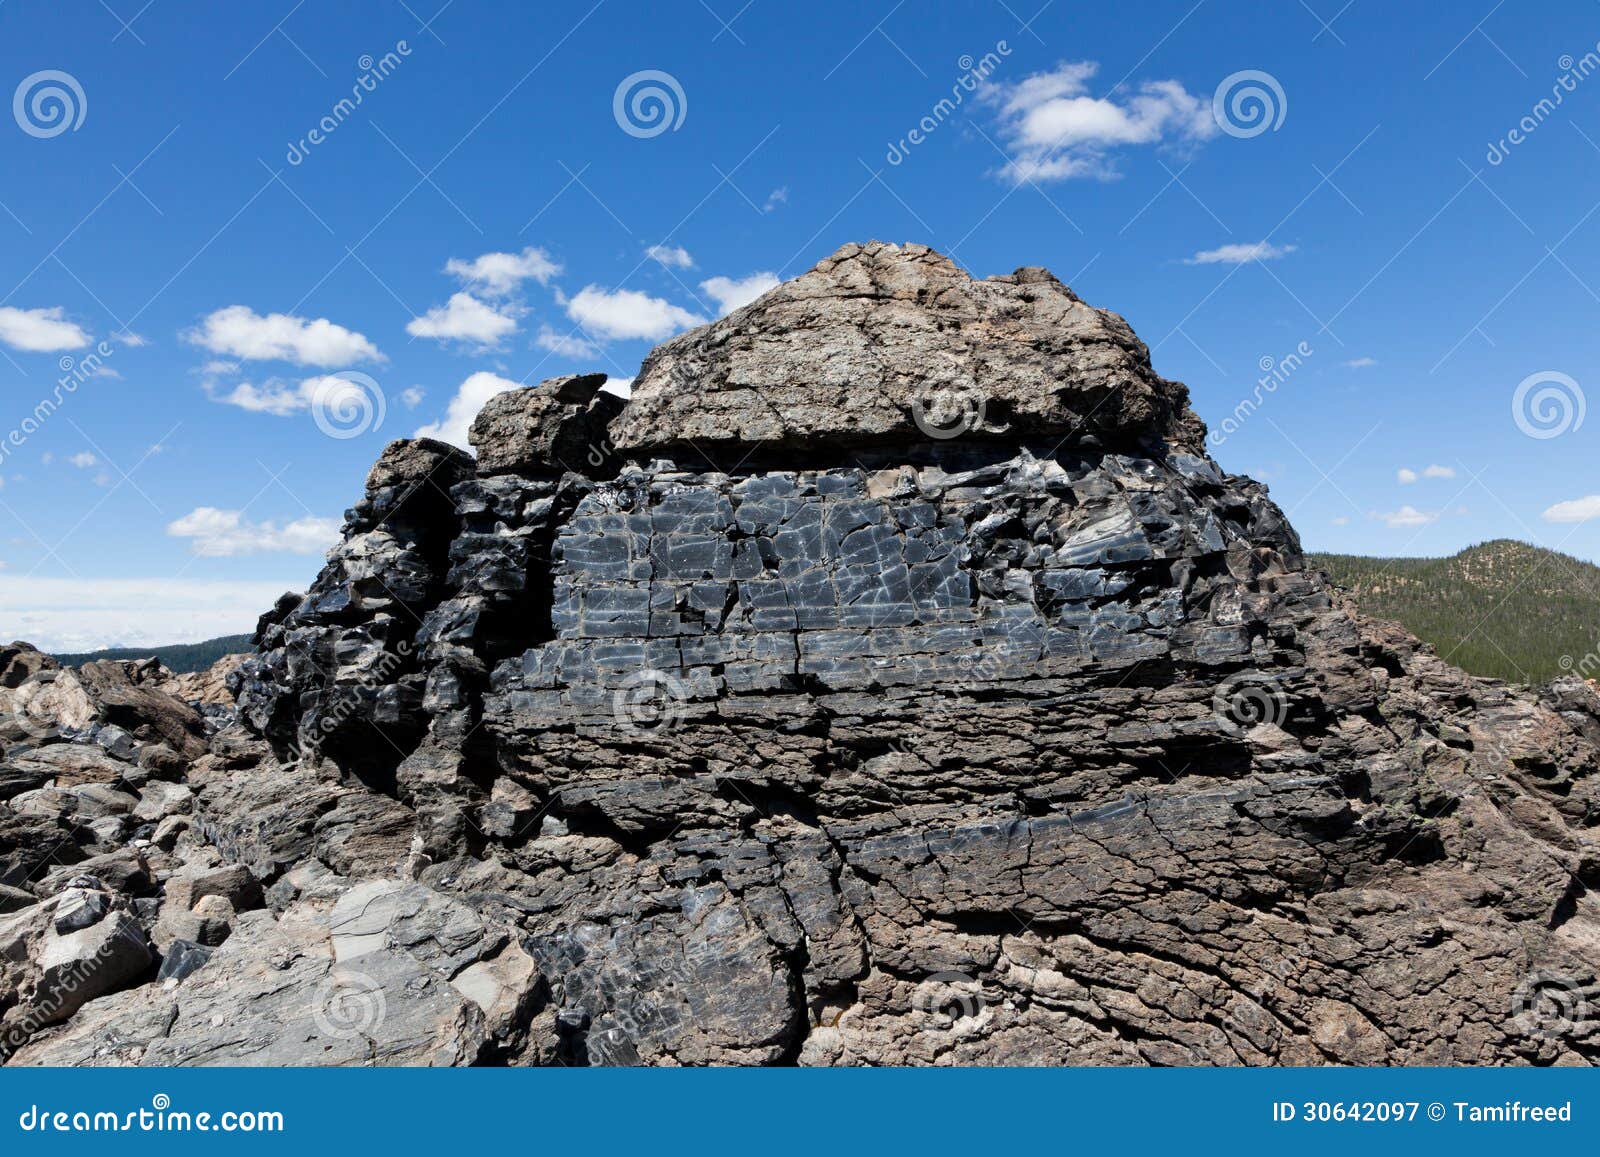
[468,374,624,477]
[610,240,1205,460]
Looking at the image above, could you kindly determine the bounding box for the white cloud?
[645,244,694,269]
[1331,515,1350,526]
[1370,505,1437,529]
[601,376,634,399]
[414,371,523,450]
[0,306,91,352]
[1185,241,1296,265]
[399,386,425,408]
[1398,464,1455,484]
[406,292,519,347]
[536,326,602,359]
[186,306,381,366]
[444,247,560,296]
[111,330,148,348]
[1542,494,1600,523]
[1343,356,1377,368]
[763,187,788,212]
[701,272,779,315]
[207,379,307,416]
[204,373,369,419]
[986,60,1216,183]
[167,507,340,557]
[0,575,295,652]
[565,286,704,342]
[68,452,97,469]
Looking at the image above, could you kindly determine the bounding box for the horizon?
[3,2,1598,650]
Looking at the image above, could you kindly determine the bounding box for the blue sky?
[1,0,1597,649]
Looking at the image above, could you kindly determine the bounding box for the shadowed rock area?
[3,241,1598,1066]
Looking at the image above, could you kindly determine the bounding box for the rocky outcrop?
[5,243,1599,1066]
[611,241,1206,463]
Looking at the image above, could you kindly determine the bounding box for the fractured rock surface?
[5,242,1599,1066]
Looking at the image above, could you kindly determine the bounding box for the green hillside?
[1310,539,1600,685]
[52,634,254,674]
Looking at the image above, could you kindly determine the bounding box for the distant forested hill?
[1310,539,1600,684]
[52,634,254,674]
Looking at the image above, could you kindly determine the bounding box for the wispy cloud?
[1343,356,1377,368]
[645,244,694,269]
[204,372,377,419]
[1369,505,1437,529]
[0,575,294,652]
[167,507,340,557]
[535,326,602,359]
[444,246,561,296]
[1398,464,1455,484]
[1543,494,1600,523]
[1185,241,1295,265]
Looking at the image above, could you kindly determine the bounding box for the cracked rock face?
[611,241,1207,463]
[6,242,1600,1067]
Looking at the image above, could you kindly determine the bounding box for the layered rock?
[6,242,1600,1066]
